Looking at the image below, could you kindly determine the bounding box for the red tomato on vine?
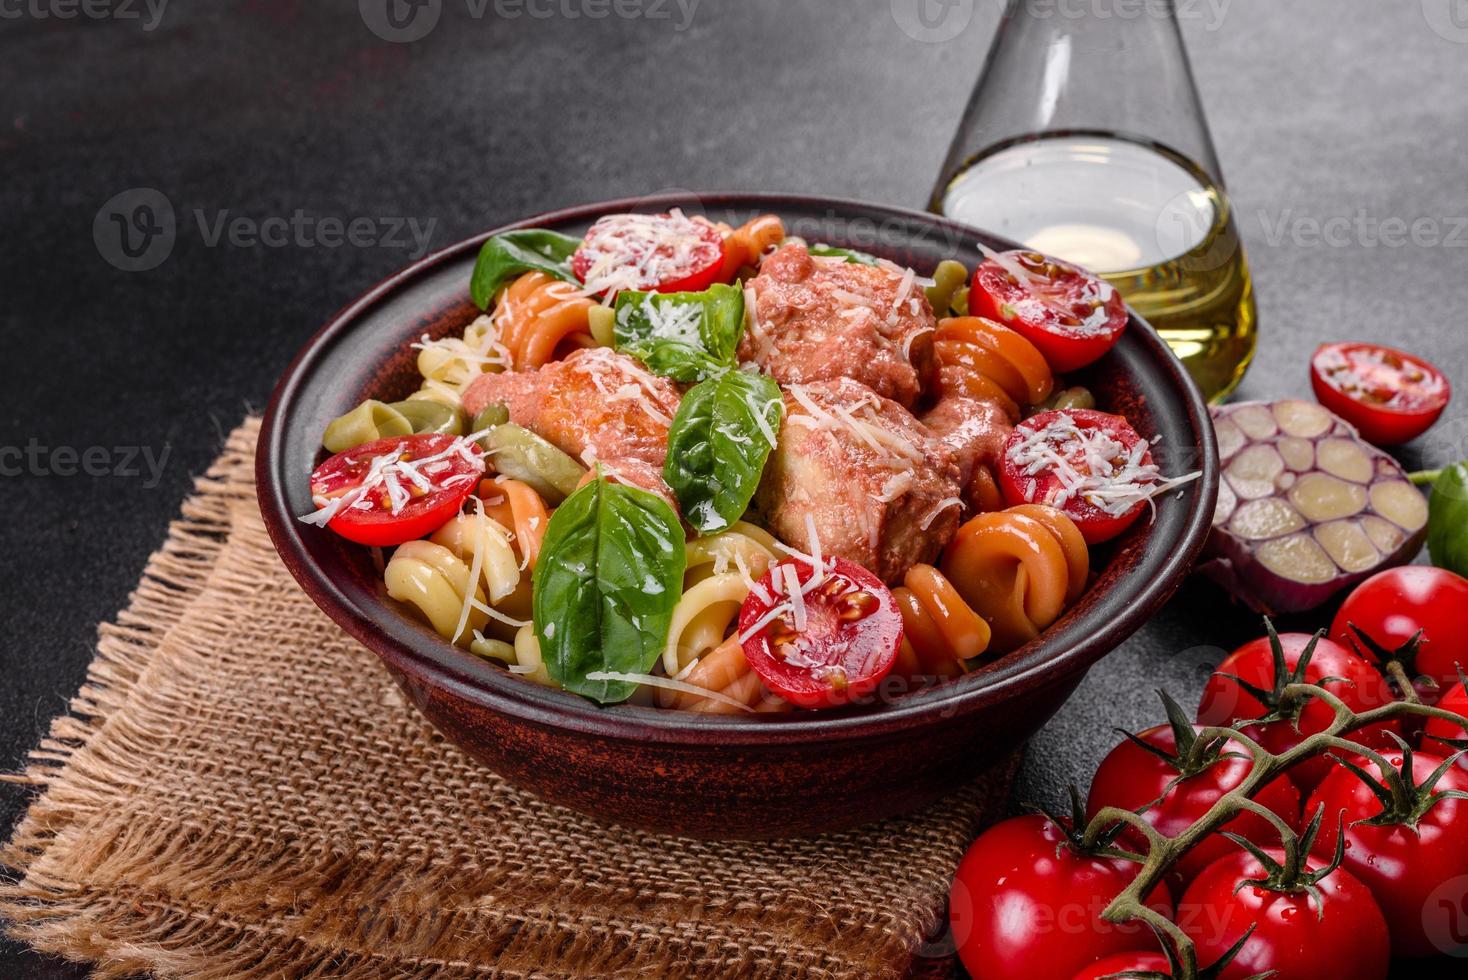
[1088,693,1301,887]
[1197,626,1398,791]
[1307,742,1468,959]
[950,791,1173,980]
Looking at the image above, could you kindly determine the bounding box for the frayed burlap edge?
[0,418,1008,979]
[0,422,266,978]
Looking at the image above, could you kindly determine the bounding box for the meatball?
[740,243,937,407]
[462,347,682,499]
[755,378,963,583]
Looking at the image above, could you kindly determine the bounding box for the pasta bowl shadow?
[257,193,1219,839]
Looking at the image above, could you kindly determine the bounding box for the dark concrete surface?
[2,0,1465,975]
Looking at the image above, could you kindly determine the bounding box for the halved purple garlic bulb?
[1202,400,1428,613]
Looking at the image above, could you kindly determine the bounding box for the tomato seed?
[836,591,878,621]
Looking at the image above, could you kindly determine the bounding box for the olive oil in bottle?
[938,132,1257,402]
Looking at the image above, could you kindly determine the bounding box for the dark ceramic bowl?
[257,193,1219,838]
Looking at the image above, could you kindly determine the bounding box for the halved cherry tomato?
[999,409,1159,544]
[571,211,725,296]
[1310,342,1450,445]
[307,433,483,546]
[969,250,1128,373]
[737,556,901,709]
[1331,566,1468,704]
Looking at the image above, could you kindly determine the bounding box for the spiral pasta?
[384,540,490,645]
[411,315,510,408]
[716,214,786,282]
[479,478,551,571]
[430,508,523,604]
[662,523,779,676]
[891,564,989,679]
[658,636,790,714]
[683,520,779,586]
[969,464,1005,515]
[940,504,1090,655]
[385,502,535,651]
[933,316,1056,422]
[492,271,598,370]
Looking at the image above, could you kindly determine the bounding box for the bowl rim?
[257,191,1219,747]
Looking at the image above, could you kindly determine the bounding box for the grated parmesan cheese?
[1005,415,1200,516]
[584,670,755,712]
[920,496,963,530]
[573,210,722,298]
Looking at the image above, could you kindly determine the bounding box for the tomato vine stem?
[1079,682,1468,978]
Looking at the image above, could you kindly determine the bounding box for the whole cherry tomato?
[1307,746,1468,958]
[1088,705,1301,887]
[1310,342,1450,446]
[1197,629,1399,792]
[1177,846,1390,980]
[1071,951,1173,979]
[1331,566,1468,703]
[950,811,1173,980]
[969,249,1128,372]
[1423,679,1468,761]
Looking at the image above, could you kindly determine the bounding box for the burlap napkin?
[0,419,1015,979]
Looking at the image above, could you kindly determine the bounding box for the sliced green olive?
[951,285,970,317]
[1032,386,1098,415]
[471,402,511,433]
[587,305,616,348]
[389,399,464,436]
[322,399,412,453]
[483,424,586,504]
[925,259,969,317]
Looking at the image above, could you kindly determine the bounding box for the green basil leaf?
[808,243,880,266]
[612,283,745,383]
[469,229,582,309]
[664,370,783,534]
[1427,461,1468,578]
[532,477,686,704]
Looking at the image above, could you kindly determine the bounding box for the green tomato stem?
[1411,469,1441,487]
[1082,682,1468,978]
